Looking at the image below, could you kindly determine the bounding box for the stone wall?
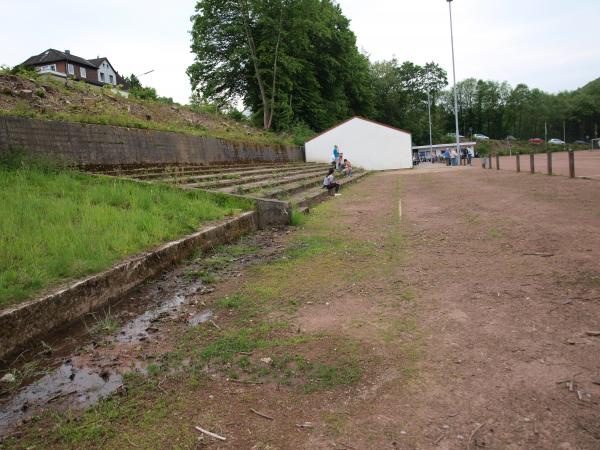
[0,116,304,167]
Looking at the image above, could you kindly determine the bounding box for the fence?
[482,150,600,180]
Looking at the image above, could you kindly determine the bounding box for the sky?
[1,0,598,105]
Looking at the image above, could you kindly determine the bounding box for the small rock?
[1,373,16,383]
[400,430,407,435]
[260,357,272,365]
[457,434,465,440]
[442,425,450,429]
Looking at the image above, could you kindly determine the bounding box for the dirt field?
[2,166,600,449]
[486,150,600,179]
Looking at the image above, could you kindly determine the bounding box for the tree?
[188,0,374,132]
[370,59,447,144]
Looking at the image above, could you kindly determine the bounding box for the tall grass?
[0,157,253,307]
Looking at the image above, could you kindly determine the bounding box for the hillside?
[0,73,295,146]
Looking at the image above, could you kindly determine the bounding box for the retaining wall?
[0,212,258,361]
[0,116,304,168]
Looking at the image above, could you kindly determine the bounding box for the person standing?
[443,148,451,166]
[450,148,458,166]
[467,146,474,165]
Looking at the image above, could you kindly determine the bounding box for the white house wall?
[304,118,412,171]
[97,60,118,85]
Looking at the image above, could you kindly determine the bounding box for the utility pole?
[427,91,433,162]
[447,0,461,155]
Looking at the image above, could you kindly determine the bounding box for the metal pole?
[516,153,520,173]
[530,153,535,174]
[447,0,461,155]
[547,151,552,176]
[427,91,433,163]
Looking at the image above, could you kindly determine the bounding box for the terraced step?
[131,162,312,180]
[254,174,329,199]
[287,172,369,209]
[97,164,209,176]
[216,169,331,195]
[161,164,329,186]
[185,167,327,191]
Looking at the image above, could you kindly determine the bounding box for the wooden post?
[516,153,520,173]
[496,153,500,170]
[547,151,552,175]
[488,155,492,170]
[569,150,575,178]
[530,153,535,174]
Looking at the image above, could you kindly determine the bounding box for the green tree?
[188,0,374,132]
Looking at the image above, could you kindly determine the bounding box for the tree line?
[188,0,600,144]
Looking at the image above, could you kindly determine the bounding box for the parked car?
[574,140,588,145]
[528,138,544,144]
[506,135,517,141]
[473,133,489,140]
[549,138,565,145]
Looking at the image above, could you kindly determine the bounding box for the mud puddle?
[0,230,287,439]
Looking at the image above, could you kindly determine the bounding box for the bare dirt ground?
[489,151,600,179]
[3,167,600,449]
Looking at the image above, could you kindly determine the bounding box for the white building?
[88,58,120,86]
[304,117,412,170]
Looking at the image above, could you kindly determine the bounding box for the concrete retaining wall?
[0,212,258,361]
[0,116,304,168]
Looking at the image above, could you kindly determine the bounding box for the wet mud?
[0,229,286,439]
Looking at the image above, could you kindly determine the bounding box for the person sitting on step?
[323,168,341,196]
[343,159,352,177]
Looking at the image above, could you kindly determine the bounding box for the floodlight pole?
[447,0,461,155]
[427,91,433,161]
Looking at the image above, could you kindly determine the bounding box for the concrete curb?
[0,212,258,361]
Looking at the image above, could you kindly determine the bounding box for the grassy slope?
[0,163,253,307]
[0,73,296,146]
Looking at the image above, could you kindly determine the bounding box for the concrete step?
[160,164,329,186]
[264,170,366,200]
[186,167,327,191]
[216,168,331,195]
[288,172,369,208]
[97,164,210,176]
[131,162,313,180]
[255,174,327,199]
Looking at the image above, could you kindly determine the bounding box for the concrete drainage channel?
[0,162,368,438]
[0,228,288,438]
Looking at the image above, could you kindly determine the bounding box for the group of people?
[323,144,352,195]
[442,146,474,166]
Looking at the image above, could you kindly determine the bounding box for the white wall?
[97,59,118,85]
[304,117,412,171]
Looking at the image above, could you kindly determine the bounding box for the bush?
[290,121,316,146]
